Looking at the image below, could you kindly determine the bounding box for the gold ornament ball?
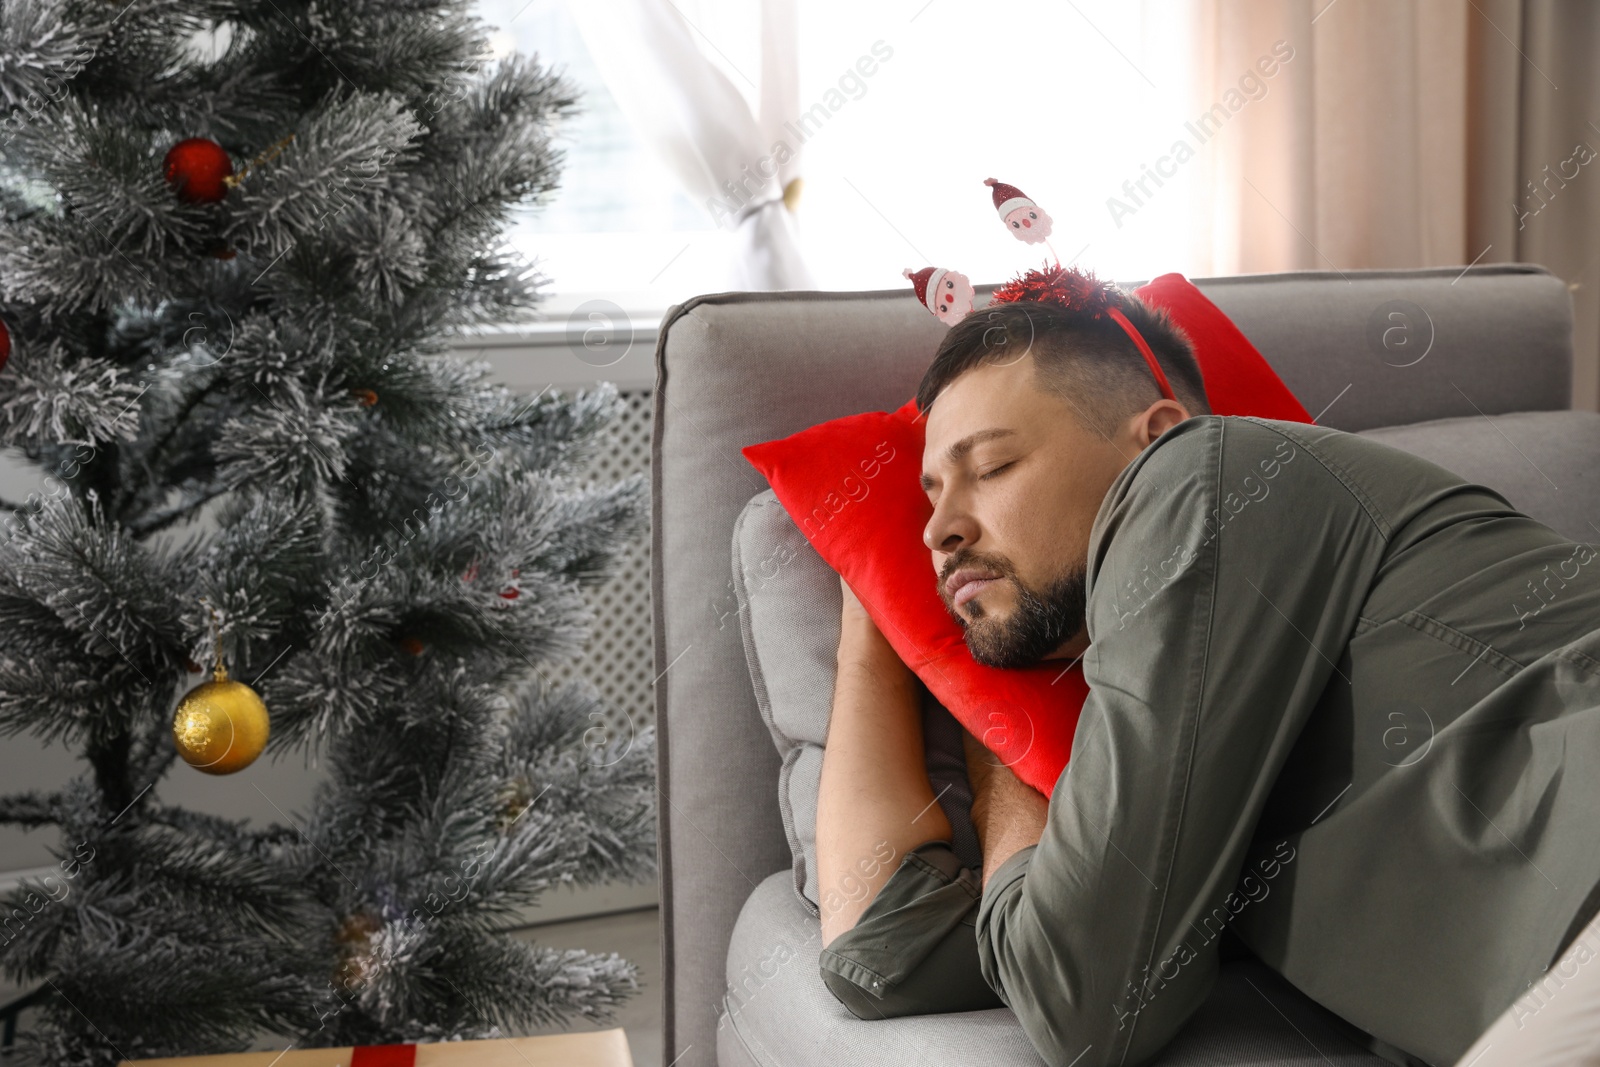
[172,670,270,775]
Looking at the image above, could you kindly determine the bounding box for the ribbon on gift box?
[351,1045,417,1067]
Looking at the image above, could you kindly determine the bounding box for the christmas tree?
[0,2,654,1063]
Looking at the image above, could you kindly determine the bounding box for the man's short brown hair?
[915,293,1211,437]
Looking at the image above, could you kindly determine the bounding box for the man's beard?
[946,557,1087,669]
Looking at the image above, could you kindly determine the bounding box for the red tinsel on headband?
[990,261,1121,317]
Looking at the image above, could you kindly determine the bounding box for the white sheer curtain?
[565,0,814,291]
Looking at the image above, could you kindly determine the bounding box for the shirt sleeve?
[974,416,1387,1067]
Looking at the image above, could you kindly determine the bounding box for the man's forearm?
[963,728,1050,889]
[977,802,1047,888]
[815,616,954,946]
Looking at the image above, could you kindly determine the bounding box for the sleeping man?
[811,284,1600,1067]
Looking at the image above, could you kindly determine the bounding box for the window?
[477,1,1207,315]
[477,0,729,317]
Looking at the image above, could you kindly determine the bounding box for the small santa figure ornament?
[461,559,521,600]
[498,567,522,600]
[985,177,1053,245]
[904,266,975,326]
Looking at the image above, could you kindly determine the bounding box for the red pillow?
[1137,273,1310,422]
[741,274,1312,796]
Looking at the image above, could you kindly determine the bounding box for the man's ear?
[1134,398,1192,445]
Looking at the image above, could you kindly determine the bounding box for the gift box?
[120,1031,634,1067]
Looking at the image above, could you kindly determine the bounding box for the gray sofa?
[648,264,1586,1067]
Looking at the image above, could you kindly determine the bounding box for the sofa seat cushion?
[718,872,1393,1067]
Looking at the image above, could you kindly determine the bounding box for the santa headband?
[902,266,949,306]
[984,177,1037,221]
[906,178,1176,402]
[989,262,1177,402]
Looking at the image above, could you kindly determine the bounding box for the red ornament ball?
[163,138,234,204]
[0,319,10,373]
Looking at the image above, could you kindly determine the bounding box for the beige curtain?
[1173,0,1600,410]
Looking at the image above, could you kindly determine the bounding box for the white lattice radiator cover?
[542,388,655,747]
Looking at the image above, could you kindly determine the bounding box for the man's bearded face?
[920,352,1137,668]
[938,548,1087,668]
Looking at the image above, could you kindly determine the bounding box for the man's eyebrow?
[919,428,1017,491]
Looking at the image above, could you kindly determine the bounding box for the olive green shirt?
[976,415,1600,1066]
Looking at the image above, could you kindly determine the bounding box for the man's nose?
[924,499,974,553]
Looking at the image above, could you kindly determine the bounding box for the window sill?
[451,294,666,391]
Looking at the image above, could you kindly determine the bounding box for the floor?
[0,908,666,1067]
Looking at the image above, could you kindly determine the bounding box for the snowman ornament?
[985,177,1054,245]
[904,266,976,326]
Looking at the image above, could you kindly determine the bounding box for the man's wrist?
[981,842,1038,895]
[837,614,904,667]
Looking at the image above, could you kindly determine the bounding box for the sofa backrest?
[648,264,1573,1067]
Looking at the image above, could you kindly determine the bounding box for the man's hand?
[963,727,1049,889]
[839,573,873,628]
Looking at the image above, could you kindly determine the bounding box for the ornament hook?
[202,598,229,683]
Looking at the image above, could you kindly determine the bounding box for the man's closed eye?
[980,462,1015,481]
